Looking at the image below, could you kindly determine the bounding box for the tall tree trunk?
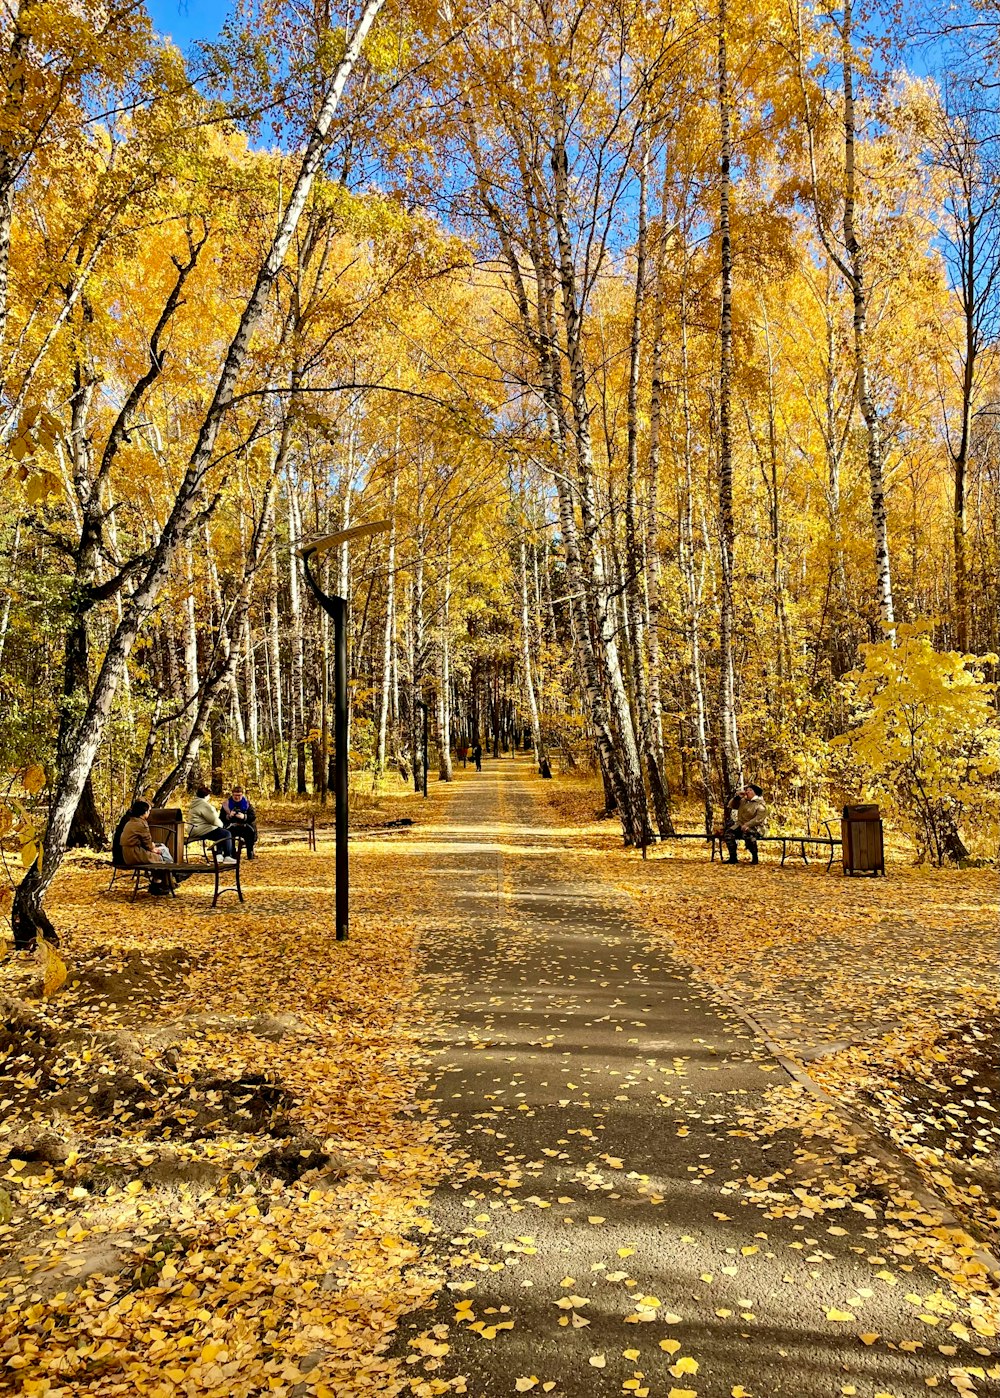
[842,0,895,632]
[0,3,29,363]
[210,707,225,796]
[377,467,398,772]
[645,173,671,767]
[244,613,260,784]
[268,546,285,792]
[717,0,743,793]
[756,305,791,681]
[625,136,673,836]
[412,458,426,792]
[439,533,453,781]
[288,480,307,794]
[0,517,21,670]
[952,194,977,651]
[680,271,714,834]
[519,531,545,770]
[822,265,853,676]
[263,597,282,796]
[61,375,108,851]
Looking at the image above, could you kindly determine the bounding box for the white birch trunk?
[439,532,453,781]
[519,532,544,768]
[841,0,895,632]
[376,468,397,772]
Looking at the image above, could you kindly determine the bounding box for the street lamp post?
[297,520,390,941]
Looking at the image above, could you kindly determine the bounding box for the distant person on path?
[120,799,173,895]
[221,784,258,859]
[187,786,236,861]
[724,784,767,865]
[473,743,483,772]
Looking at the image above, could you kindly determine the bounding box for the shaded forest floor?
[543,774,1000,1254]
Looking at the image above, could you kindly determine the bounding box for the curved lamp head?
[295,519,391,560]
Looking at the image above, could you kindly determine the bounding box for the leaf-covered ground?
[2,765,997,1398]
[544,777,1000,1254]
[0,782,457,1397]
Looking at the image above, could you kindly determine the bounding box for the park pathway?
[392,758,997,1398]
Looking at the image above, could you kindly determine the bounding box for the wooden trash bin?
[149,808,184,863]
[841,803,885,876]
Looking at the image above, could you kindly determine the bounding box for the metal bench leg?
[235,850,243,903]
[800,841,809,864]
[827,845,835,872]
[780,840,787,866]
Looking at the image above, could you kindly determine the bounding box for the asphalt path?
[393,758,998,1398]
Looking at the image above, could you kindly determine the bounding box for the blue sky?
[146,0,231,47]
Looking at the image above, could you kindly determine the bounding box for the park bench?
[107,806,245,907]
[107,839,245,906]
[708,820,842,870]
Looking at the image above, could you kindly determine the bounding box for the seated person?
[186,786,236,862]
[220,784,257,859]
[120,799,174,896]
[724,784,767,865]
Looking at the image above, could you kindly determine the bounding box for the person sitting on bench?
[221,784,257,859]
[187,786,236,862]
[120,799,174,896]
[724,784,767,865]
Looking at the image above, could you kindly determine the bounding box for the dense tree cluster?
[2,0,999,923]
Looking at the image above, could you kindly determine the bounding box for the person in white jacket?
[186,786,236,862]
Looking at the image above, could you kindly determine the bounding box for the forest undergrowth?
[543,774,1000,1255]
[0,777,458,1398]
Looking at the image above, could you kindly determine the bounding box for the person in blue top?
[221,783,258,859]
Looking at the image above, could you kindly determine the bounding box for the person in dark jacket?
[111,809,130,867]
[221,784,257,859]
[473,743,483,772]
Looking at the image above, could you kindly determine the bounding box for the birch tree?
[16,0,387,937]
